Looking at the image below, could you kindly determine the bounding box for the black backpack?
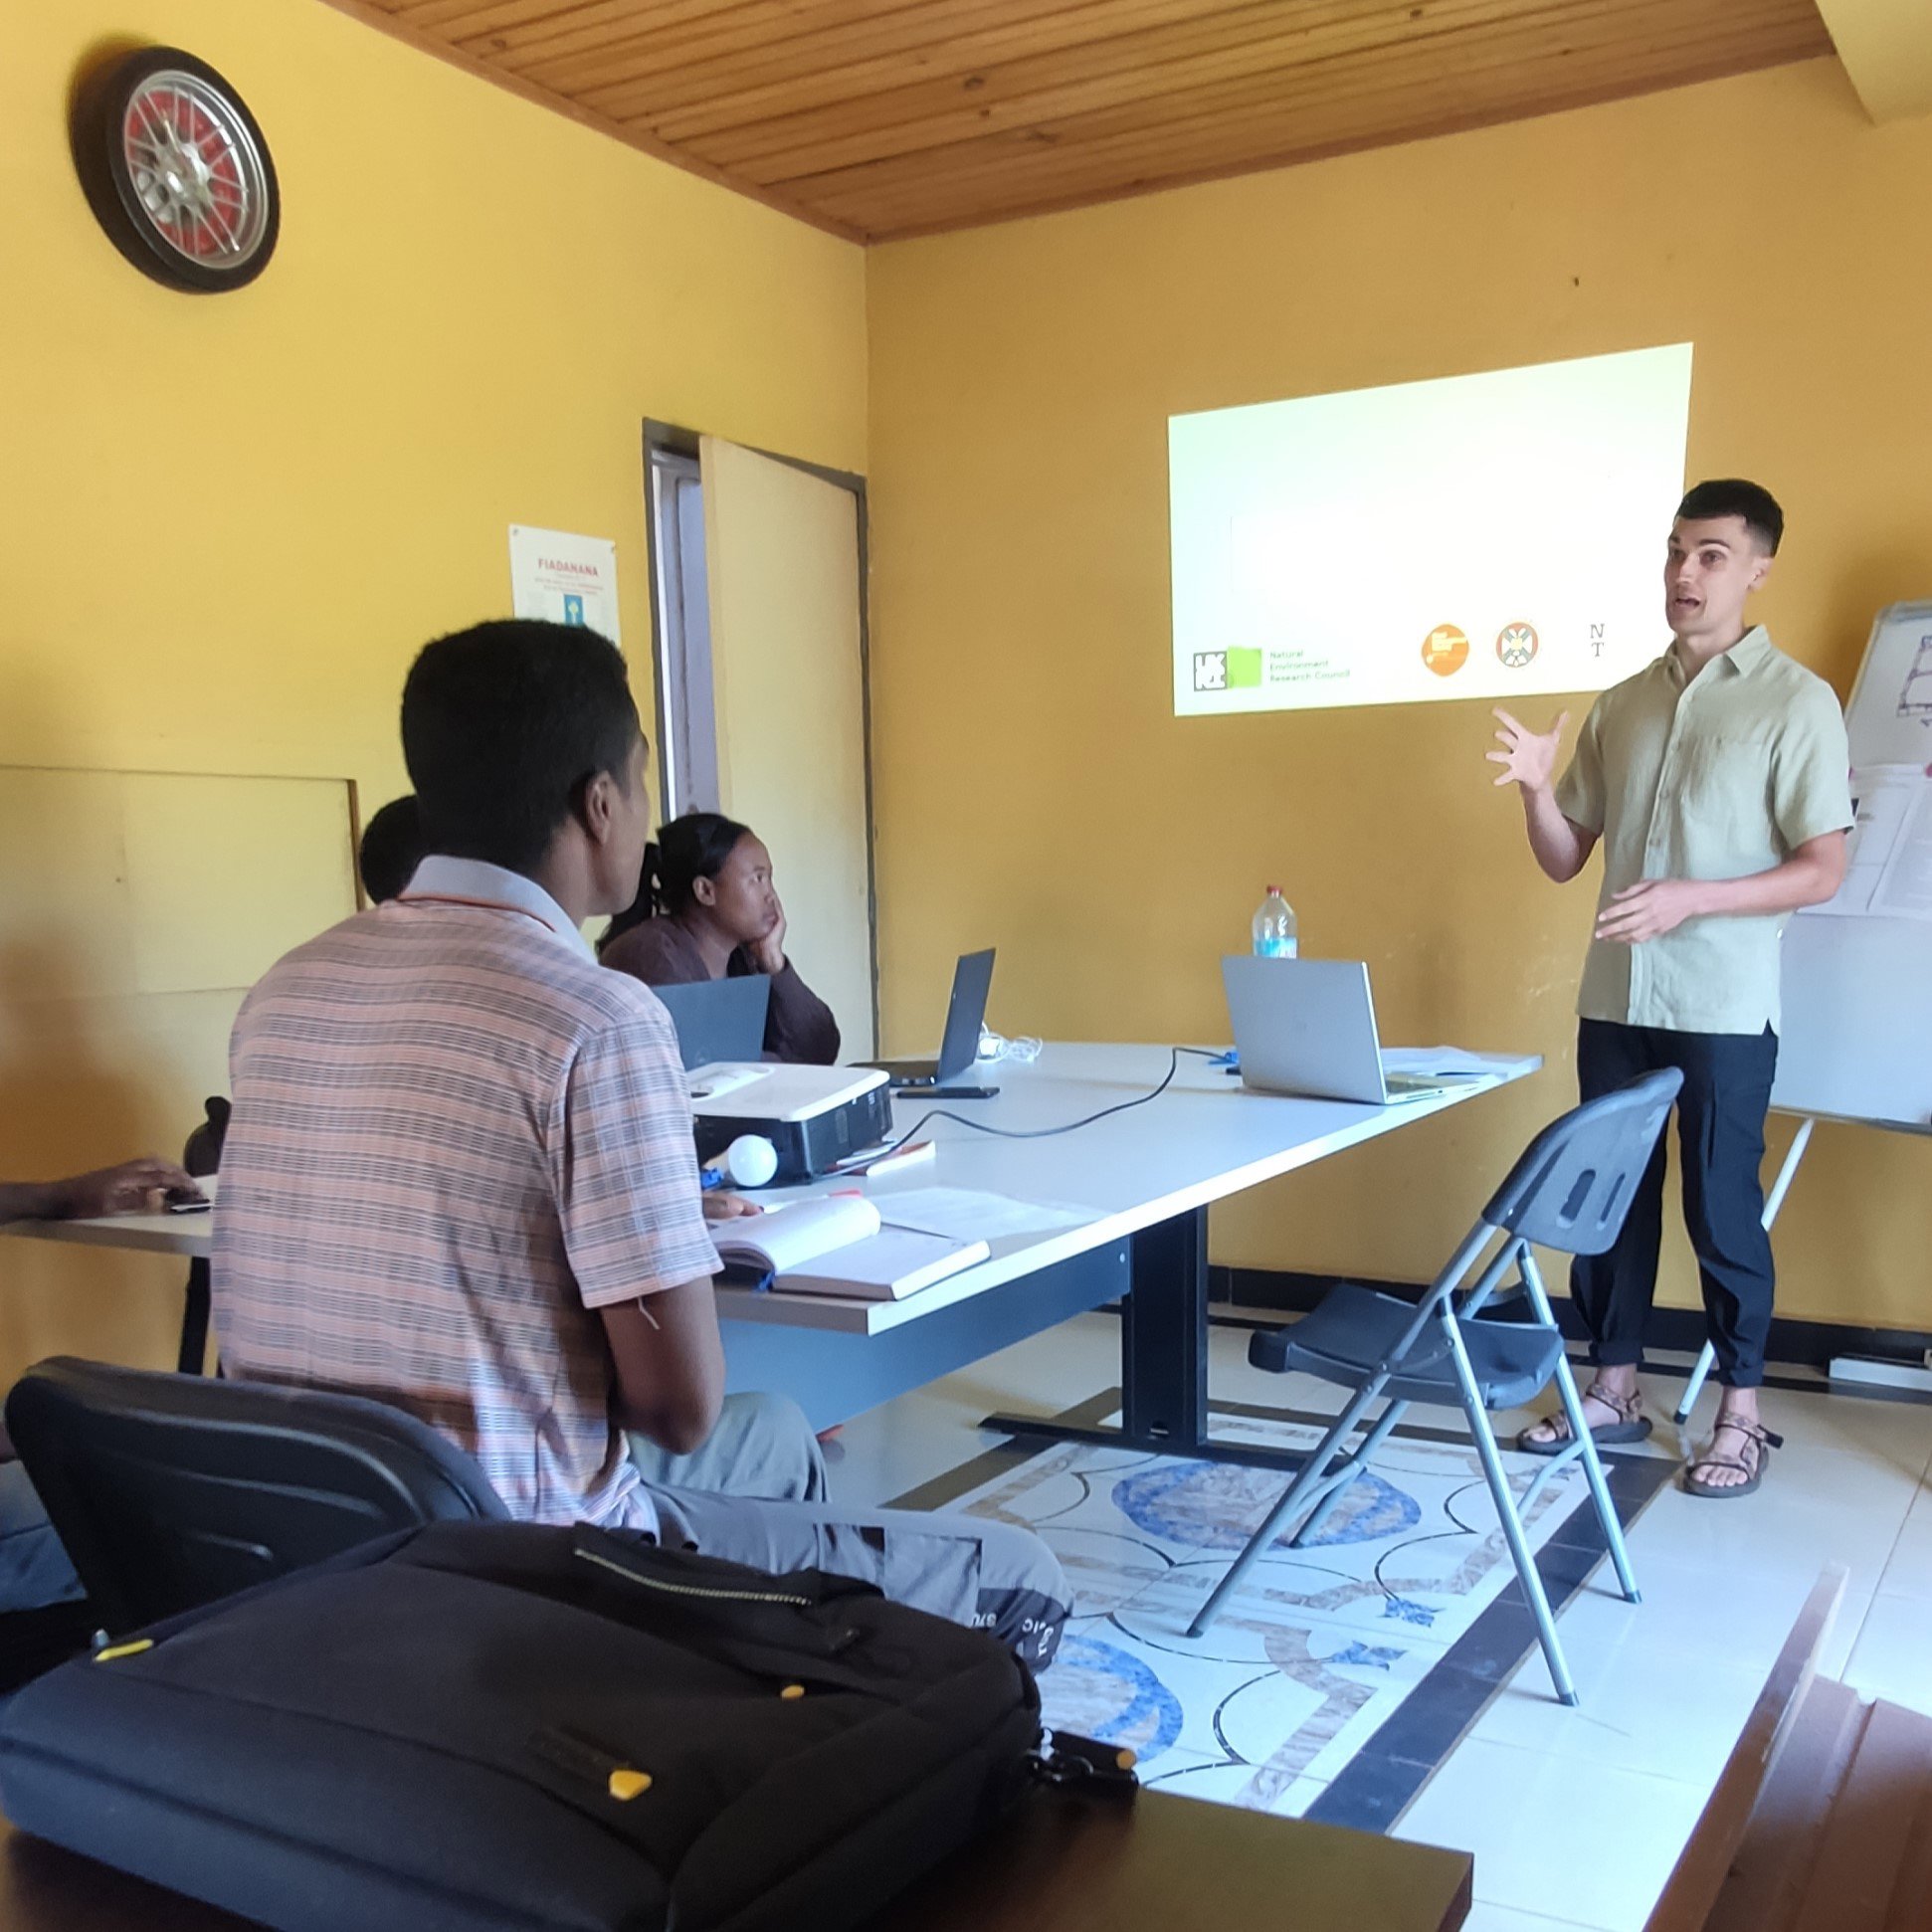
[0,1520,1120,1930]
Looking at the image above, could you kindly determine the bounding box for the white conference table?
[2,1042,1540,1457]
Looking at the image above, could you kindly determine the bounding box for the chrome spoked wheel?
[120,69,273,272]
[74,47,280,294]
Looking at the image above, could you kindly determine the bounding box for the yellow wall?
[867,58,1932,1331]
[2,0,866,1377]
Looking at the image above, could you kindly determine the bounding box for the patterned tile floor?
[942,1408,1670,1827]
[826,1312,1932,1930]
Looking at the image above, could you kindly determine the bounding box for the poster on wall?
[508,525,622,649]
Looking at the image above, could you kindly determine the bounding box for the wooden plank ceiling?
[333,0,1836,240]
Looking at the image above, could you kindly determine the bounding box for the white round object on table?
[724,1135,779,1188]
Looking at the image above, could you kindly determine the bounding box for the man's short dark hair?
[401,621,642,875]
[357,794,426,904]
[1675,479,1784,555]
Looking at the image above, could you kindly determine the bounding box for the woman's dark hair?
[357,794,426,904]
[599,810,751,953]
[402,620,642,875]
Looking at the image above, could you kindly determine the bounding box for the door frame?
[641,420,880,1056]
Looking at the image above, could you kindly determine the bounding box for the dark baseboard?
[1211,1266,1932,1375]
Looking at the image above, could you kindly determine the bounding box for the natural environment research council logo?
[1194,649,1262,691]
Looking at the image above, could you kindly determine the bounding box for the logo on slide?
[1421,625,1468,678]
[1194,649,1262,692]
[1496,622,1539,669]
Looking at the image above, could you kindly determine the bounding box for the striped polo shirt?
[212,858,721,1534]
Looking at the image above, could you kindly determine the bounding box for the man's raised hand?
[1487,708,1569,792]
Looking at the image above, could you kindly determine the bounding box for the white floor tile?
[1875,1476,1932,1599]
[1554,1549,1819,1678]
[1395,1737,1708,1931]
[1839,1591,1932,1718]
[1463,1624,1768,1788]
[1622,1444,1923,1599]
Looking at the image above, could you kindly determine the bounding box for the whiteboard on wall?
[1774,602,1932,1132]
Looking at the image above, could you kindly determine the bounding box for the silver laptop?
[1221,956,1454,1105]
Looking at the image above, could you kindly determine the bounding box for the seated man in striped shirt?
[211,620,1065,1668]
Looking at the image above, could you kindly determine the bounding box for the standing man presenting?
[1489,480,1851,1497]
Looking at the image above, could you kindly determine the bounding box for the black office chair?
[5,1357,508,1637]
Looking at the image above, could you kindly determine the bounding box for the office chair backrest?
[5,1357,508,1636]
[1481,1068,1683,1256]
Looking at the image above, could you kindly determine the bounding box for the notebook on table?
[713,1195,989,1301]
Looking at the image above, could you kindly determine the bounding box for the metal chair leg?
[1551,1357,1641,1604]
[1442,1320,1579,1705]
[1188,1379,1387,1638]
[1289,1398,1411,1548]
[1674,1342,1717,1428]
[1462,1391,1578,1705]
[1517,1251,1640,1607]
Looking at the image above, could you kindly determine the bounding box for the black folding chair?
[1186,1069,1682,1706]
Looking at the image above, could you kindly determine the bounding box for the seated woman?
[600,812,841,1064]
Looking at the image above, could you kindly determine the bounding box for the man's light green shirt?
[1554,626,1852,1037]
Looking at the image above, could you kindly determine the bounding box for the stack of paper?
[714,1196,987,1301]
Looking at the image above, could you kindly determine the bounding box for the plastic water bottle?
[1252,887,1298,959]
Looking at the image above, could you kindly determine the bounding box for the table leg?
[176,1258,211,1376]
[980,1205,1309,1465]
[1120,1206,1208,1450]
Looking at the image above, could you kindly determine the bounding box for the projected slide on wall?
[1170,344,1693,717]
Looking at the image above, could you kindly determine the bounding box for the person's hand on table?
[51,1158,200,1220]
[1595,878,1706,945]
[702,1191,762,1222]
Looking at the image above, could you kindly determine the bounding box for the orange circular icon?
[1422,625,1469,677]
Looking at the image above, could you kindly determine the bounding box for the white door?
[698,436,875,1057]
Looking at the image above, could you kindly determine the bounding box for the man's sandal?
[1515,1382,1652,1457]
[1683,1417,1783,1499]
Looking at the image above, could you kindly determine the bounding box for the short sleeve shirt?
[212,884,721,1532]
[1555,626,1853,1036]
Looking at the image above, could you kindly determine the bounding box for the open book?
[712,1195,989,1301]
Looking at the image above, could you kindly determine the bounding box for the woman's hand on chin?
[746,902,787,976]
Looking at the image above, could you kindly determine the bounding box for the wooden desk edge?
[0,1789,1473,1932]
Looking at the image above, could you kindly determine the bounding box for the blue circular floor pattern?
[1111,1461,1421,1550]
[1045,1635,1185,1761]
